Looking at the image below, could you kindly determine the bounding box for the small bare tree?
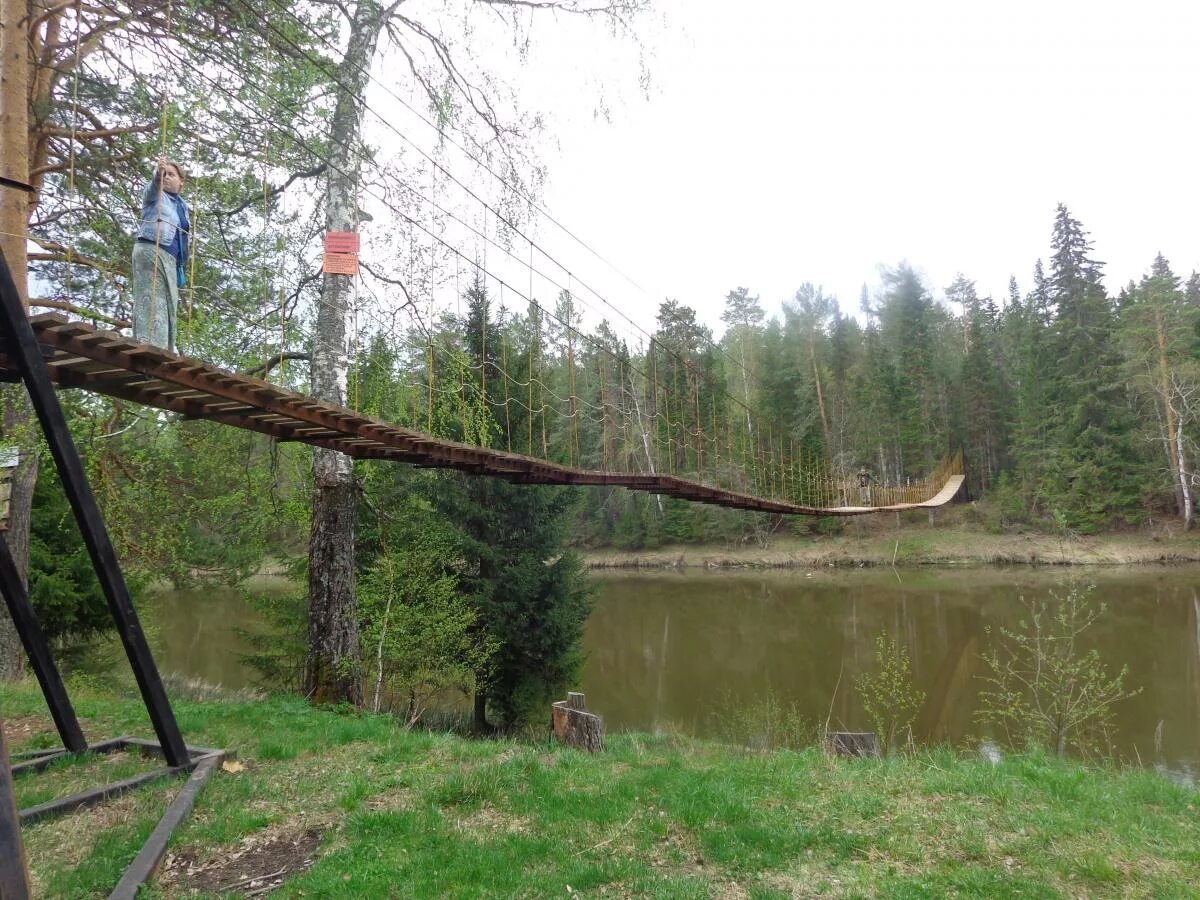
[976,586,1140,758]
[854,631,925,755]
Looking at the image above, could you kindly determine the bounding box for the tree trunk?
[306,473,360,703]
[0,710,32,899]
[1155,312,1185,519]
[808,335,830,451]
[0,396,36,681]
[0,3,34,680]
[627,368,663,514]
[303,0,387,706]
[1175,406,1193,529]
[473,689,490,734]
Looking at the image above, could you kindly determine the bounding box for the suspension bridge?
[1,311,964,517]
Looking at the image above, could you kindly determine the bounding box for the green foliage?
[27,457,116,663]
[1037,206,1150,531]
[853,632,926,754]
[358,494,495,724]
[976,585,1141,759]
[611,493,650,549]
[437,472,593,730]
[712,688,819,751]
[982,470,1032,532]
[240,585,310,693]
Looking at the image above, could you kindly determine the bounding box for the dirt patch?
[2,714,57,747]
[455,803,531,835]
[364,788,413,813]
[581,530,1200,569]
[159,826,324,897]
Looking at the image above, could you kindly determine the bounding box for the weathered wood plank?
[0,716,31,900]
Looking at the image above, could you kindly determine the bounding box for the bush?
[975,585,1140,759]
[712,688,818,751]
[854,632,925,754]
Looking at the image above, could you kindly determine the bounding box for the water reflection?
[143,576,292,690]
[581,567,1200,775]
[142,566,1200,775]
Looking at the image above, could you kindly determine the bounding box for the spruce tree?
[441,278,591,731]
[1041,205,1145,531]
[876,264,940,474]
[951,275,1007,492]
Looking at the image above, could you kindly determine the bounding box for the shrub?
[712,688,817,751]
[975,585,1140,759]
[854,632,925,754]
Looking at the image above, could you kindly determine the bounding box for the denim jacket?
[135,170,190,264]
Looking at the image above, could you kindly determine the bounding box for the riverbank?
[580,520,1200,569]
[3,679,1196,897]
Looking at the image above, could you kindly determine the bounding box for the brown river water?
[145,566,1200,782]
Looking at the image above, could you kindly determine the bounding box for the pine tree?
[950,275,1007,492]
[441,278,592,730]
[876,264,941,474]
[1002,261,1055,508]
[1041,205,1146,531]
[784,284,837,455]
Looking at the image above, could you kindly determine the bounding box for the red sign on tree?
[324,232,360,253]
[323,232,360,275]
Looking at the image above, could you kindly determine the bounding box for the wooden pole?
[0,534,87,751]
[0,0,40,687]
[0,0,29,297]
[0,712,31,900]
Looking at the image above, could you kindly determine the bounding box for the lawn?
[2,677,1197,898]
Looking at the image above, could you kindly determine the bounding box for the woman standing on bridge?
[131,157,189,352]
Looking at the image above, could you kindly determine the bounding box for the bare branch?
[219,163,330,218]
[394,13,505,141]
[359,260,414,302]
[29,297,130,328]
[29,238,115,272]
[38,122,159,142]
[239,351,313,378]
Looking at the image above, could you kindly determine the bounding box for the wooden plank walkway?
[0,315,964,517]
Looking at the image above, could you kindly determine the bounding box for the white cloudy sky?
[373,0,1200,341]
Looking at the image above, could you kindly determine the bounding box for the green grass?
[2,677,1198,898]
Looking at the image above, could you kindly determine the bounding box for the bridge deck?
[1,315,963,516]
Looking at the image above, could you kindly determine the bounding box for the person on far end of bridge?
[131,157,190,353]
[857,465,875,506]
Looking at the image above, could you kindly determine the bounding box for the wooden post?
[0,534,86,751]
[0,0,40,690]
[0,714,32,900]
[0,0,30,298]
[551,692,603,752]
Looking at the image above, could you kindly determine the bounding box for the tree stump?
[551,692,603,752]
[827,731,879,758]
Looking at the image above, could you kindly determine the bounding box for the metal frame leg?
[0,247,187,765]
[0,534,87,752]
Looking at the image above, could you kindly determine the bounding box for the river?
[144,566,1200,781]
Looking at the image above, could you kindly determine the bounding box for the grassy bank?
[580,512,1200,570]
[3,679,1198,898]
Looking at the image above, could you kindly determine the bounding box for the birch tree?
[302,0,650,702]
